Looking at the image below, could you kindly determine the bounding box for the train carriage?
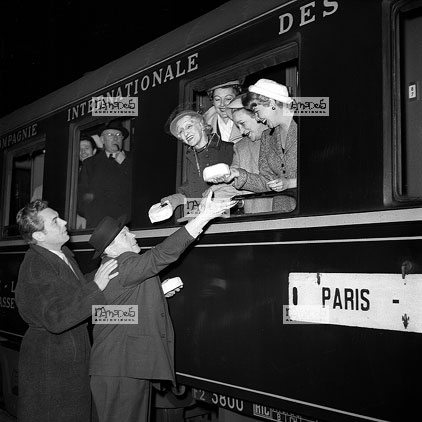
[0,0,421,421]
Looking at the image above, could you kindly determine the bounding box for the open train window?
[394,1,422,200]
[69,117,132,231]
[174,44,298,221]
[2,138,45,237]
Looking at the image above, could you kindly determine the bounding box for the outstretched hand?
[198,190,237,221]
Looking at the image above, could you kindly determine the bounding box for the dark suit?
[15,245,105,422]
[78,150,133,228]
[90,227,195,422]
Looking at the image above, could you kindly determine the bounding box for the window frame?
[1,136,46,238]
[174,43,300,222]
[391,0,422,203]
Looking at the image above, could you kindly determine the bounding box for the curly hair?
[16,199,49,244]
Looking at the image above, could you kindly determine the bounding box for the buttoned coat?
[89,227,194,382]
[178,134,233,199]
[78,150,133,228]
[15,244,106,422]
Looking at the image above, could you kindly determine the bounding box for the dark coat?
[90,227,194,382]
[178,134,233,199]
[15,244,106,422]
[78,150,133,228]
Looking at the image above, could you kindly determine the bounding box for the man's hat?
[248,79,292,104]
[100,120,129,139]
[89,214,127,259]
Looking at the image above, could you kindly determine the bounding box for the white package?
[203,163,230,182]
[148,201,173,223]
[162,277,183,295]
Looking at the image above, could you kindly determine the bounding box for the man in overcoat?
[78,119,132,228]
[15,199,118,422]
[88,192,235,422]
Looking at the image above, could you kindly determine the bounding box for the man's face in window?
[80,140,96,161]
[102,129,124,154]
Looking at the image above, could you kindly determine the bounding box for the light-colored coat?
[204,106,243,144]
[234,121,297,212]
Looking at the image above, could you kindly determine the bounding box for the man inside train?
[88,191,236,422]
[78,119,132,228]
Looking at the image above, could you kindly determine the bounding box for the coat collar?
[186,133,222,156]
[29,244,83,280]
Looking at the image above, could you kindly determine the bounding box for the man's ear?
[32,231,45,243]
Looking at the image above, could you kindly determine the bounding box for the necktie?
[108,154,115,160]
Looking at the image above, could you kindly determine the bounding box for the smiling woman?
[160,110,234,213]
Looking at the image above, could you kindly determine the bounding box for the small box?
[203,163,230,182]
[161,277,183,295]
[148,201,173,223]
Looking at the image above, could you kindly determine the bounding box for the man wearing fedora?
[88,192,236,422]
[78,119,132,228]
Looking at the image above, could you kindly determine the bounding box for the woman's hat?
[248,79,292,104]
[89,214,127,259]
[168,110,203,138]
[206,80,241,94]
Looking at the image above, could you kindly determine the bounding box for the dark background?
[0,0,229,119]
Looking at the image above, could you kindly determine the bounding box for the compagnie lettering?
[1,123,38,150]
[67,52,199,122]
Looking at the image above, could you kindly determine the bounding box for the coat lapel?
[31,244,84,284]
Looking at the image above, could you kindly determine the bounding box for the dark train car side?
[0,1,421,421]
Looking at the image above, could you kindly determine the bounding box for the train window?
[175,45,298,221]
[71,118,133,230]
[2,138,45,237]
[395,2,422,200]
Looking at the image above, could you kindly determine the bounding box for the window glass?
[396,4,422,199]
[3,140,45,236]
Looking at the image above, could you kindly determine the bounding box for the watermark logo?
[92,96,138,116]
[183,197,231,218]
[283,305,329,324]
[284,97,329,116]
[92,305,138,324]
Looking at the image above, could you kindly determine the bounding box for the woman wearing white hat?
[211,78,297,213]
